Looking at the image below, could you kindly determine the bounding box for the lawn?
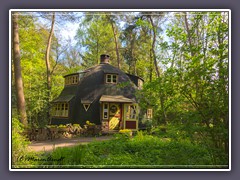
[23,131,228,169]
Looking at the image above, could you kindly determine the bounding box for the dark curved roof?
[76,63,138,102]
[52,85,78,102]
[125,73,144,82]
[53,63,142,104]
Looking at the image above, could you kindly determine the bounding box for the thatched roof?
[53,63,142,104]
[52,85,78,103]
[75,63,138,102]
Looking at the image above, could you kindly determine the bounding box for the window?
[65,75,79,86]
[83,103,90,111]
[147,109,153,119]
[103,103,109,119]
[125,104,138,120]
[106,74,118,84]
[51,103,69,117]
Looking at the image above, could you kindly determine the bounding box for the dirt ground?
[28,135,114,152]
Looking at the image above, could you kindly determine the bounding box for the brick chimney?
[100,54,110,64]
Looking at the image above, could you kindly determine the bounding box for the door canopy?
[99,95,135,103]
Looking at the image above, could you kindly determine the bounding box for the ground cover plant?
[30,131,228,169]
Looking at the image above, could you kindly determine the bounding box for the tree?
[106,13,121,69]
[45,12,55,121]
[38,12,79,124]
[160,11,228,163]
[76,13,121,68]
[12,12,27,126]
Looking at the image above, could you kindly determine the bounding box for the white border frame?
[9,9,231,171]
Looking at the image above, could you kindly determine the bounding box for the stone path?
[28,136,113,152]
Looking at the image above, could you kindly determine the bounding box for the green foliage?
[12,117,40,168]
[73,124,81,128]
[119,129,132,133]
[12,12,229,168]
[139,12,229,164]
[36,133,226,168]
[47,125,58,128]
[85,120,95,126]
[58,124,67,128]
[118,129,133,138]
[75,14,119,68]
[12,14,66,127]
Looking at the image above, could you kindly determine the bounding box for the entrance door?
[109,103,121,130]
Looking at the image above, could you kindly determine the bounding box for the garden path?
[28,135,113,152]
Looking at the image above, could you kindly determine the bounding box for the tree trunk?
[149,16,160,78]
[149,16,167,125]
[149,48,153,82]
[45,12,55,122]
[12,12,27,126]
[110,22,121,69]
[184,12,194,57]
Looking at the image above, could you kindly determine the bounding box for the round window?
[110,105,117,113]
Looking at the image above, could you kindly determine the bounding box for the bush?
[151,125,168,137]
[86,120,95,126]
[73,124,81,128]
[58,124,67,128]
[12,118,39,168]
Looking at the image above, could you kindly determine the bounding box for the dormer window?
[106,74,118,84]
[65,74,79,86]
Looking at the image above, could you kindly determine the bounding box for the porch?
[99,95,138,133]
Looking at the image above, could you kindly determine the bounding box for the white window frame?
[52,103,69,117]
[65,75,79,86]
[124,104,138,120]
[147,108,153,119]
[105,74,118,84]
[83,103,90,111]
[103,103,109,119]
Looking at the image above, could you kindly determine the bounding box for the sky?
[60,22,79,42]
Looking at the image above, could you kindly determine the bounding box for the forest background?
[11,10,229,168]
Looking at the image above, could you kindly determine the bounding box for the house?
[50,54,151,132]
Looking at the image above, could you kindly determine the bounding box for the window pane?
[104,112,108,118]
[112,76,117,83]
[104,104,108,109]
[106,74,111,83]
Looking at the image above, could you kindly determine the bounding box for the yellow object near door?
[109,103,121,130]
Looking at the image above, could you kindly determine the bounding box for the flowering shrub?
[58,124,67,128]
[73,124,81,128]
[86,120,95,126]
[118,129,132,138]
[119,129,132,133]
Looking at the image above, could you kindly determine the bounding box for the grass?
[27,131,228,169]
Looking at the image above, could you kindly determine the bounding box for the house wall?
[126,73,144,89]
[72,97,101,126]
[51,63,141,128]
